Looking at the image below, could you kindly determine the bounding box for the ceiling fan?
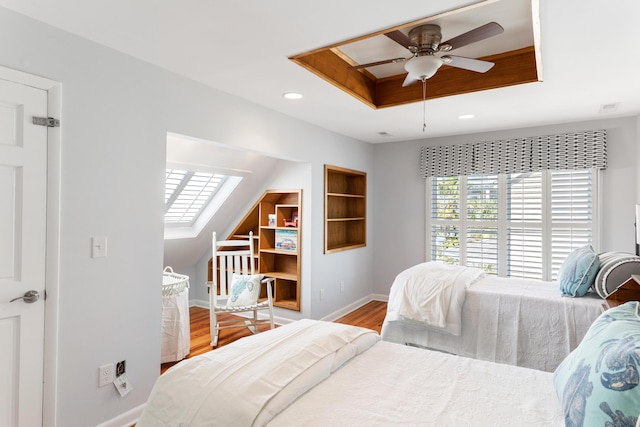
[349,22,504,87]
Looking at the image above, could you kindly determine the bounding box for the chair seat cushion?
[227,274,263,307]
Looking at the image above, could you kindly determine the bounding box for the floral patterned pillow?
[554,302,640,426]
[226,274,262,307]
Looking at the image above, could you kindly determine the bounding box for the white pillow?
[226,274,262,307]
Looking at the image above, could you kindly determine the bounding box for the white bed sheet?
[382,273,604,372]
[269,339,562,426]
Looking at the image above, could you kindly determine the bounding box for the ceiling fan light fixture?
[404,55,443,80]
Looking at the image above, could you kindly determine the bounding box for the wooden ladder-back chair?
[210,231,274,347]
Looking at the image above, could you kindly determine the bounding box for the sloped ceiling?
[163,135,297,269]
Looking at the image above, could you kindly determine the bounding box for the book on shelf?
[275,229,297,251]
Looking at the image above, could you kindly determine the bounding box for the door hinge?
[32,116,60,127]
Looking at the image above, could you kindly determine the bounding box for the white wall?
[0,7,373,426]
[372,116,639,296]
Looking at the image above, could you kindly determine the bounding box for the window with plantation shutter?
[466,175,499,274]
[165,169,229,226]
[431,177,460,265]
[427,169,598,280]
[506,172,543,279]
[549,170,594,276]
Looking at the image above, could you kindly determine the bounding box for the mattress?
[381,269,604,372]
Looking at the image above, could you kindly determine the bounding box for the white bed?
[381,262,604,372]
[138,319,562,426]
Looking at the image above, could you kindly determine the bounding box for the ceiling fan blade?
[348,57,409,70]
[402,73,418,87]
[385,30,415,50]
[442,55,495,73]
[440,22,504,51]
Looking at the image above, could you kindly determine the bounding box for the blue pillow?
[558,245,600,297]
[554,302,640,426]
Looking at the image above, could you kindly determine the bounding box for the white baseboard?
[96,403,145,427]
[319,294,387,322]
[191,298,209,308]
[371,293,389,303]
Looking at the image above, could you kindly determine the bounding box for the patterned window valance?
[420,129,607,177]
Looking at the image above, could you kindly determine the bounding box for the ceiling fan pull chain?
[422,78,427,132]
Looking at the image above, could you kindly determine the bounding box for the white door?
[0,79,48,426]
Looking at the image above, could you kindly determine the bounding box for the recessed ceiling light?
[283,92,303,100]
[458,114,475,120]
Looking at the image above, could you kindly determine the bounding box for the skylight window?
[164,169,228,226]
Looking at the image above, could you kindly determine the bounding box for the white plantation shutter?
[466,175,499,273]
[165,169,228,225]
[549,169,594,279]
[431,176,461,264]
[431,176,460,219]
[507,228,544,279]
[431,225,460,265]
[467,226,498,274]
[427,169,598,280]
[506,172,543,279]
[467,175,499,220]
[507,172,542,222]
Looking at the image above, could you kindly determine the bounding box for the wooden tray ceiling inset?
[289,0,542,109]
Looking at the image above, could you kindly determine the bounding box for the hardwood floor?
[160,300,387,374]
[334,300,387,333]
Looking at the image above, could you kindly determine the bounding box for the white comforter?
[385,262,485,336]
[137,319,379,427]
[382,273,604,371]
[271,340,563,426]
[138,320,563,426]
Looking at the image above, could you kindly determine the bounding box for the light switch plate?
[92,236,107,258]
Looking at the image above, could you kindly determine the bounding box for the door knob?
[10,290,40,303]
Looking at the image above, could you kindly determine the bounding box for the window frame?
[425,168,601,281]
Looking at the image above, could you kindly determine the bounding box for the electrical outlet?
[340,281,345,292]
[114,373,133,397]
[99,363,114,387]
[116,360,126,377]
[320,289,325,300]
